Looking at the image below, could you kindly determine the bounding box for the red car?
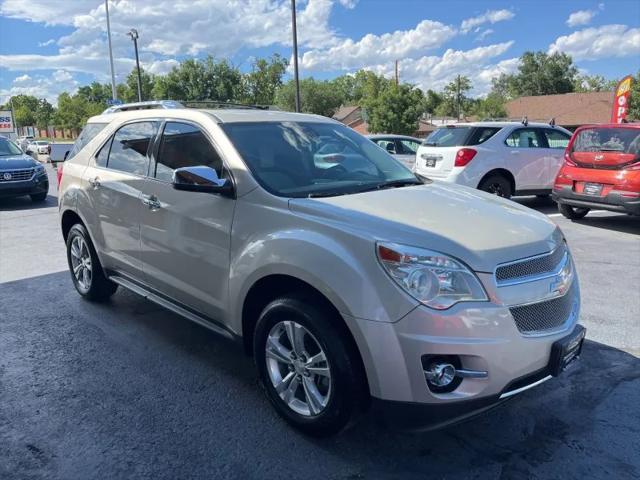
[553,123,640,219]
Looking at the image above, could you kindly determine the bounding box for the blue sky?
[1,0,639,104]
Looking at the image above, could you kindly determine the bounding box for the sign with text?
[0,110,14,133]
[611,75,633,124]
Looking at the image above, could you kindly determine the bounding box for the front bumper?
[553,186,640,215]
[0,173,49,198]
[347,277,582,431]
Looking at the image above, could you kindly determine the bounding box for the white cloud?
[366,42,516,96]
[460,9,514,34]
[549,24,640,60]
[474,29,494,42]
[300,19,456,71]
[0,70,79,105]
[0,0,98,25]
[566,10,596,27]
[37,39,56,47]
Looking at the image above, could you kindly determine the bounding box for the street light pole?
[128,29,143,102]
[291,0,301,112]
[105,0,117,101]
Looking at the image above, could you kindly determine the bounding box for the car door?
[504,127,548,191]
[139,121,235,321]
[83,121,159,278]
[541,128,572,188]
[395,138,420,169]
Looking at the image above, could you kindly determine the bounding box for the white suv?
[58,103,584,436]
[415,122,572,198]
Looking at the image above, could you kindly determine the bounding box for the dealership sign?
[611,75,633,124]
[0,110,14,133]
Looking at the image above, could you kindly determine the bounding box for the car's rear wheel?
[66,223,117,301]
[30,192,47,202]
[559,203,590,220]
[253,295,367,437]
[479,175,512,199]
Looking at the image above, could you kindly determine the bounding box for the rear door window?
[106,121,159,176]
[398,139,420,154]
[67,123,108,160]
[505,128,543,148]
[467,127,500,145]
[543,129,571,149]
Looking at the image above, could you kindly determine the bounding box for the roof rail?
[181,100,271,110]
[102,100,185,114]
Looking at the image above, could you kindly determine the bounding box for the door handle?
[141,194,161,210]
[510,151,520,155]
[88,176,101,188]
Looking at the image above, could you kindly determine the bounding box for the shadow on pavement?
[1,271,639,479]
[514,195,558,215]
[573,215,640,235]
[0,194,58,211]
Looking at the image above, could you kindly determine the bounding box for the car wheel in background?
[559,204,590,220]
[30,192,47,202]
[479,175,512,199]
[66,223,118,301]
[253,295,368,437]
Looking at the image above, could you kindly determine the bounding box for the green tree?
[53,92,103,130]
[275,78,345,117]
[152,56,243,102]
[423,89,443,115]
[436,76,473,118]
[364,84,425,135]
[7,94,39,127]
[120,68,155,102]
[34,99,55,130]
[472,92,507,120]
[241,54,288,105]
[494,51,578,98]
[574,74,617,93]
[626,71,640,121]
[77,82,112,104]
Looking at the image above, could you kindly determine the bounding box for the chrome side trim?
[109,275,235,340]
[499,375,553,399]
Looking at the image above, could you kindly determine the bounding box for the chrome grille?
[496,244,566,283]
[509,282,577,335]
[0,168,34,182]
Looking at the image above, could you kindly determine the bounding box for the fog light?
[425,362,456,387]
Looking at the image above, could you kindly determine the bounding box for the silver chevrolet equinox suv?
[58,101,585,436]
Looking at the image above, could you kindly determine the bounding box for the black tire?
[559,203,590,220]
[66,223,117,301]
[253,295,368,437]
[30,192,47,202]
[479,175,512,199]
[536,194,551,199]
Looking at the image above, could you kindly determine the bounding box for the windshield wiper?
[355,179,422,193]
[307,190,351,198]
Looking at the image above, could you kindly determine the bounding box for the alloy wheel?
[265,320,332,416]
[70,235,92,291]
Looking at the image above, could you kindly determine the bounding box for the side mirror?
[172,166,234,197]
[385,143,396,154]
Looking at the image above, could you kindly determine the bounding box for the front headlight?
[377,242,488,310]
[35,164,46,175]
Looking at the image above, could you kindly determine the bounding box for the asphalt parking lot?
[1,165,639,480]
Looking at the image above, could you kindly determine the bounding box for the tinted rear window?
[423,126,500,147]
[67,122,108,160]
[573,128,640,154]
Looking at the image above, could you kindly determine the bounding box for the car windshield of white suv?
[573,128,640,154]
[222,121,421,198]
[0,138,23,156]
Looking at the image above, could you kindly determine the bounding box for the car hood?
[0,154,38,169]
[288,181,560,273]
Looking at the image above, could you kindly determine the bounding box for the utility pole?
[291,0,301,112]
[105,0,117,101]
[128,29,143,102]
[456,74,461,121]
[394,60,399,86]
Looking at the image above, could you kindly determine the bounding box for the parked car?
[59,102,584,436]
[553,123,640,219]
[367,134,422,169]
[17,135,35,151]
[0,136,49,202]
[26,140,51,156]
[414,121,572,199]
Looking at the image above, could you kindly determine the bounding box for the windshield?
[573,127,640,154]
[0,138,23,156]
[36,141,49,145]
[222,121,419,197]
[423,127,472,147]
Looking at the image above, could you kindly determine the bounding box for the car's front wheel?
[66,223,118,301]
[559,203,590,220]
[253,295,368,437]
